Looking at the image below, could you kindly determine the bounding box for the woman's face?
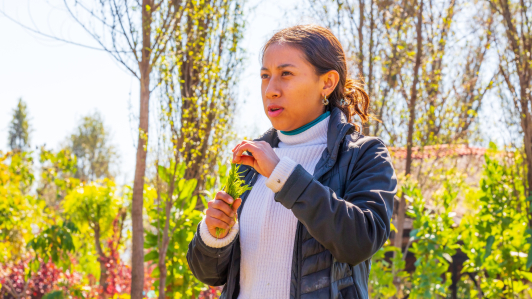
[260,43,337,131]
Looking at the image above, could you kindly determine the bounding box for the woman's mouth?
[268,106,284,117]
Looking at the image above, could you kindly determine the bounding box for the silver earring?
[322,94,329,105]
[340,98,346,106]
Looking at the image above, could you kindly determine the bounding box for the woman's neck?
[280,111,330,136]
[277,112,329,147]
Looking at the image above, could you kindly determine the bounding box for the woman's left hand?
[232,140,280,178]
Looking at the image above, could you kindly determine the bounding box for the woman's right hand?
[205,191,242,238]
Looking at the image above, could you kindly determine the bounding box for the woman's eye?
[282,71,292,76]
[261,74,269,79]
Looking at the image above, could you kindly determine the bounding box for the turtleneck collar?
[277,113,329,147]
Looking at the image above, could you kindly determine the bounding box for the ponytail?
[334,77,371,132]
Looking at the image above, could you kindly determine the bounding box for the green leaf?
[158,165,169,183]
[43,291,64,299]
[179,178,197,200]
[214,163,253,239]
[519,270,532,283]
[145,250,159,262]
[177,161,186,178]
[185,195,198,215]
[199,194,209,209]
[483,235,495,262]
[527,244,532,269]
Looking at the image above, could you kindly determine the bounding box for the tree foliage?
[459,144,532,298]
[368,145,532,298]
[406,176,461,298]
[157,0,245,195]
[145,162,204,298]
[8,98,31,152]
[64,112,117,183]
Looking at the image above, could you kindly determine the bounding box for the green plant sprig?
[215,163,252,238]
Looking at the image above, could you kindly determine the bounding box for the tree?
[8,98,31,152]
[151,1,245,295]
[0,151,38,263]
[146,162,203,298]
[394,0,423,272]
[36,147,79,212]
[488,0,532,199]
[306,0,414,138]
[459,145,531,298]
[158,0,245,201]
[63,179,128,297]
[64,111,117,183]
[414,1,494,147]
[0,150,81,299]
[60,1,184,295]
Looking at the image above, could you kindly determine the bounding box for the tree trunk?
[520,91,532,198]
[158,177,175,299]
[157,224,170,299]
[131,1,152,297]
[394,0,423,288]
[131,72,150,297]
[94,224,109,298]
[492,0,532,221]
[357,0,371,136]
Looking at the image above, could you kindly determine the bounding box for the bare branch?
[112,0,140,61]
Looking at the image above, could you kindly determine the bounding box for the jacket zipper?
[296,221,302,298]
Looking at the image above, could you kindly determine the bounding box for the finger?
[215,191,235,205]
[234,143,258,163]
[232,198,242,212]
[232,141,244,152]
[232,143,242,161]
[207,199,234,217]
[205,217,230,230]
[206,208,234,225]
[236,155,256,168]
[232,141,251,162]
[212,199,236,217]
[235,143,256,157]
[232,140,250,153]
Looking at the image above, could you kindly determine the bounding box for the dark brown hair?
[261,24,370,132]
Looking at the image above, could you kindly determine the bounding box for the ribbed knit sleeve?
[199,217,239,248]
[265,156,298,193]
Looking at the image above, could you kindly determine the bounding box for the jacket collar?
[255,107,355,165]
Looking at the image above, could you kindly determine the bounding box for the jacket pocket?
[330,256,355,299]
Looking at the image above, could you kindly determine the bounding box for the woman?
[187,24,397,299]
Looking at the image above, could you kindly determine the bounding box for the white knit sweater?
[199,115,330,299]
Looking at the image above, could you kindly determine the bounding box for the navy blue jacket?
[187,107,397,298]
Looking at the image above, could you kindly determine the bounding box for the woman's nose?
[264,76,281,99]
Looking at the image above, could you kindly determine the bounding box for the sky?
[0,0,310,185]
[0,0,512,187]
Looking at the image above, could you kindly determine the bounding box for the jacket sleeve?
[186,220,236,286]
[273,137,397,266]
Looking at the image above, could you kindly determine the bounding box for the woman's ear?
[321,70,340,96]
